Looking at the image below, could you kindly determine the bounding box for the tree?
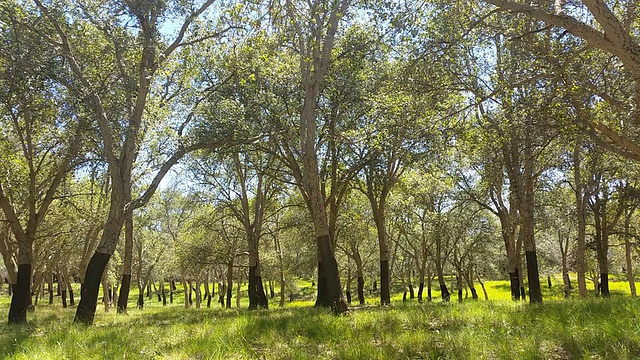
[483,0,640,163]
[274,0,351,311]
[25,0,261,324]
[0,3,89,323]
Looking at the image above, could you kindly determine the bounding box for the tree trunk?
[74,253,111,324]
[436,260,450,302]
[161,280,167,306]
[521,148,542,304]
[279,273,285,308]
[56,273,61,296]
[226,261,233,309]
[117,275,131,314]
[314,261,329,307]
[236,271,242,309]
[117,214,133,313]
[48,273,54,305]
[137,286,144,309]
[357,276,365,305]
[600,272,610,297]
[456,272,463,303]
[8,264,31,324]
[346,267,352,304]
[101,269,111,312]
[476,273,488,300]
[417,282,424,302]
[408,269,414,299]
[573,144,588,298]
[182,277,190,309]
[61,286,67,309]
[380,260,390,305]
[248,264,268,310]
[68,280,75,306]
[219,282,225,307]
[439,282,450,302]
[625,207,637,297]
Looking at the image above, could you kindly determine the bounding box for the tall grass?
[0,279,639,359]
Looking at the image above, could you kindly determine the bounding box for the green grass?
[0,279,639,359]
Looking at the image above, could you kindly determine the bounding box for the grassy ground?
[0,279,639,359]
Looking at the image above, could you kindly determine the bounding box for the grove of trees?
[2,0,640,326]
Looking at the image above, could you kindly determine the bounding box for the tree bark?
[573,144,588,298]
[137,286,144,309]
[357,276,365,305]
[117,212,134,313]
[625,205,637,297]
[8,264,31,324]
[226,261,233,309]
[48,273,54,305]
[75,253,111,324]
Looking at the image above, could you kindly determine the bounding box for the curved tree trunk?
[75,252,111,324]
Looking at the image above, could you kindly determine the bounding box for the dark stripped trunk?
[417,283,424,302]
[600,273,610,297]
[470,287,478,300]
[226,261,233,309]
[440,283,450,302]
[226,283,232,309]
[74,253,110,324]
[315,261,330,307]
[117,274,131,313]
[525,251,542,303]
[346,267,352,304]
[48,275,54,305]
[456,275,463,303]
[137,287,144,309]
[427,282,432,301]
[256,279,268,308]
[248,266,268,310]
[380,260,390,305]
[314,235,346,312]
[509,271,520,301]
[116,211,133,313]
[8,264,31,324]
[357,276,365,305]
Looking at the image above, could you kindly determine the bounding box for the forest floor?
[0,279,639,359]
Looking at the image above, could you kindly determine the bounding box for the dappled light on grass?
[0,296,639,359]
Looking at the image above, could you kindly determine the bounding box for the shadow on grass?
[0,318,39,358]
